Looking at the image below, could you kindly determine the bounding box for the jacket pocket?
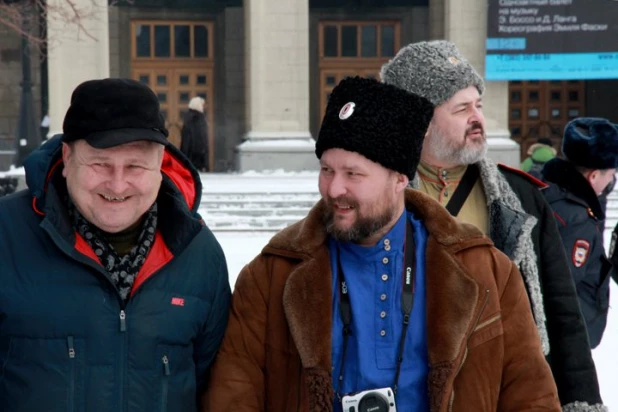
[468,313,503,349]
[0,336,84,412]
[157,343,197,412]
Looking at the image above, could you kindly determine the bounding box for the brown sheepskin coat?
[204,189,560,412]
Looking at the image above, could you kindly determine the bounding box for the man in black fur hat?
[0,78,230,411]
[541,117,618,348]
[205,76,560,411]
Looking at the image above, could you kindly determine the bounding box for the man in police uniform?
[541,117,618,348]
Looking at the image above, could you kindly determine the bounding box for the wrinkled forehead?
[441,86,482,109]
[72,139,163,158]
[320,147,389,173]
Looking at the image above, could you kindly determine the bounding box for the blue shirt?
[330,211,429,412]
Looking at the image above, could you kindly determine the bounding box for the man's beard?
[322,198,396,243]
[424,121,488,166]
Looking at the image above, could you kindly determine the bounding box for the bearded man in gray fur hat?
[381,40,605,412]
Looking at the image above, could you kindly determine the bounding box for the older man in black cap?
[205,76,559,412]
[542,117,618,348]
[0,78,230,411]
[381,40,605,412]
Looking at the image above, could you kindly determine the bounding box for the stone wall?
[0,23,42,170]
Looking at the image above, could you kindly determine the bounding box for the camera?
[341,387,397,412]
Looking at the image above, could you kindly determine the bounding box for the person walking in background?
[204,76,560,412]
[381,40,605,411]
[181,96,209,172]
[0,78,230,411]
[521,137,557,178]
[541,117,618,349]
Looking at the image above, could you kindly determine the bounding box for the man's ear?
[61,142,71,178]
[586,169,600,185]
[424,123,432,139]
[395,172,409,192]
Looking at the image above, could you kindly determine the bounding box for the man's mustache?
[466,122,484,136]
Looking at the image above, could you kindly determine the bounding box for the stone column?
[46,0,110,137]
[236,0,316,172]
[436,0,520,166]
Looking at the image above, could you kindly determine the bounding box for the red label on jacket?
[171,297,185,306]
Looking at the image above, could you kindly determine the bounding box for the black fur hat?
[62,78,169,148]
[562,117,618,170]
[315,76,434,179]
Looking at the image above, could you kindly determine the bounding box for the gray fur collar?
[562,401,609,412]
[413,158,550,355]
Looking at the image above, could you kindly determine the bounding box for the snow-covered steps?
[198,173,320,231]
[199,191,320,231]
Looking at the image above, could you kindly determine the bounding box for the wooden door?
[318,21,401,119]
[131,21,216,170]
[509,80,586,159]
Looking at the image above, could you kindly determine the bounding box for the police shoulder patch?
[572,239,591,268]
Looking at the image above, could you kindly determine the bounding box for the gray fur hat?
[380,40,485,107]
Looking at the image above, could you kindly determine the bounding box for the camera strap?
[335,220,416,401]
[445,164,479,216]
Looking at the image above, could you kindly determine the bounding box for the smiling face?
[318,148,409,246]
[422,86,487,168]
[62,139,164,233]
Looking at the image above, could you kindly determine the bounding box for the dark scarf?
[67,198,158,301]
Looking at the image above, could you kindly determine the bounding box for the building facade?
[1,0,617,171]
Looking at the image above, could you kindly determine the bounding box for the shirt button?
[384,245,391,251]
[384,239,390,246]
[380,311,387,318]
[382,257,389,264]
[444,191,449,197]
[380,330,386,337]
[380,293,387,301]
[441,170,447,177]
[381,274,388,281]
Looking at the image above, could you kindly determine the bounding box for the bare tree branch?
[0,0,104,47]
[0,2,45,47]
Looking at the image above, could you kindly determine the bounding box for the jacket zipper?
[472,313,501,333]
[448,289,490,412]
[296,359,302,412]
[447,347,467,412]
[67,336,76,412]
[161,355,170,412]
[119,310,127,411]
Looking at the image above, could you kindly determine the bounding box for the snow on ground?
[216,229,618,410]
[202,171,318,194]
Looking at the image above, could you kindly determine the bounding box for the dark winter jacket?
[0,135,230,412]
[205,190,560,412]
[610,222,618,285]
[542,158,613,349]
[181,109,209,172]
[413,159,604,411]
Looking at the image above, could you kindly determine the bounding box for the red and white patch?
[339,102,356,120]
[572,239,590,268]
[171,297,185,306]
